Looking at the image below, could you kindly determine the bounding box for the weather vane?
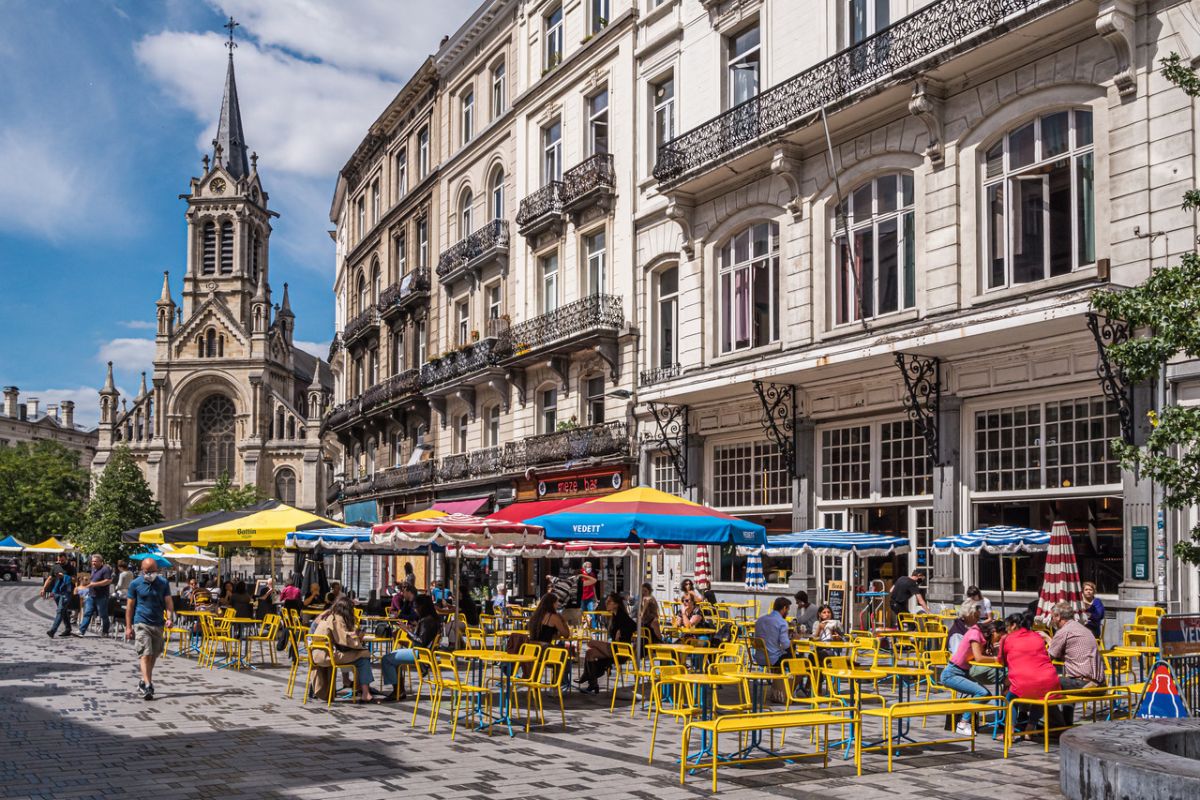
[224,16,239,53]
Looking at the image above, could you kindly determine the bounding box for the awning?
[285,527,376,552]
[432,497,491,516]
[932,525,1050,554]
[738,529,910,557]
[487,497,589,523]
[0,535,29,552]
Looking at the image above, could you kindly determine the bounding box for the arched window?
[984,108,1095,289]
[357,272,369,316]
[367,438,377,476]
[251,230,262,283]
[196,394,236,481]
[286,416,295,439]
[460,190,473,238]
[205,329,217,358]
[833,173,916,324]
[274,468,296,504]
[275,408,284,440]
[219,221,234,274]
[202,222,217,274]
[718,222,779,354]
[655,266,679,371]
[371,261,382,306]
[490,169,505,221]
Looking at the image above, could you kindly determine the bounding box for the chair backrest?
[653,665,691,712]
[824,655,850,671]
[259,614,281,636]
[746,635,770,668]
[539,647,570,685]
[1136,606,1165,620]
[392,628,412,649]
[413,646,437,681]
[611,641,636,667]
[433,650,463,684]
[921,649,949,669]
[305,634,333,666]
[781,656,813,684]
[223,607,236,619]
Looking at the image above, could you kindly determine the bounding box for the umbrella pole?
[999,555,1006,620]
[636,540,644,664]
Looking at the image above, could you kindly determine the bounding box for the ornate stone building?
[92,48,332,518]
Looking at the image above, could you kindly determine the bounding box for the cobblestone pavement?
[0,583,1063,800]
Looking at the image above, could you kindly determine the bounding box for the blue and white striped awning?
[932,526,1051,555]
[738,529,910,557]
[284,527,375,552]
[744,553,768,590]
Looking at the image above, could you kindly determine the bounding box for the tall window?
[201,222,216,274]
[415,319,427,365]
[585,230,606,294]
[391,329,405,373]
[590,0,610,33]
[849,0,889,44]
[834,173,916,324]
[454,414,468,454]
[395,231,407,275]
[540,252,559,312]
[880,420,932,497]
[371,179,380,224]
[490,169,505,220]
[369,347,379,385]
[821,425,872,500]
[461,89,474,145]
[491,61,506,119]
[652,452,682,497]
[486,405,501,447]
[371,261,382,305]
[455,299,470,346]
[545,7,564,69]
[417,219,428,267]
[356,198,366,241]
[487,284,502,320]
[727,26,761,107]
[357,273,369,316]
[353,357,364,394]
[417,126,430,178]
[587,89,609,155]
[656,266,678,369]
[652,76,675,153]
[719,222,779,354]
[585,376,605,424]
[984,109,1095,289]
[395,149,408,198]
[543,121,562,183]
[250,231,262,283]
[540,388,558,433]
[274,468,296,504]
[711,440,791,508]
[459,190,473,238]
[196,394,236,481]
[219,221,234,274]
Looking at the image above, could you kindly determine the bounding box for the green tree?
[0,440,90,543]
[77,446,160,563]
[1090,53,1200,563]
[187,472,260,514]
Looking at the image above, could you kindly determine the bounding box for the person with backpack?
[40,554,77,638]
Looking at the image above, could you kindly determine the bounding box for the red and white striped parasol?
[694,545,712,590]
[1035,520,1085,622]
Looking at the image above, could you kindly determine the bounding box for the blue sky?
[0,0,479,427]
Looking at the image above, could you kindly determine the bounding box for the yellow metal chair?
[517,646,569,732]
[302,634,354,707]
[648,665,697,763]
[244,614,282,666]
[436,651,492,739]
[707,662,753,714]
[409,647,440,731]
[198,613,240,670]
[610,641,652,715]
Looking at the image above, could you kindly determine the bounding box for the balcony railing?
[640,363,681,387]
[515,181,565,233]
[419,336,512,389]
[375,462,434,493]
[437,453,470,483]
[327,334,342,361]
[325,397,362,431]
[506,294,623,357]
[360,368,421,415]
[525,421,632,467]
[436,220,510,282]
[469,445,505,477]
[653,0,1065,185]
[342,475,373,500]
[325,480,343,504]
[377,269,430,317]
[562,153,615,213]
[343,308,378,345]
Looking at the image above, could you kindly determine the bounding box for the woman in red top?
[999,612,1061,733]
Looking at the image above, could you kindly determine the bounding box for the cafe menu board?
[826,580,846,626]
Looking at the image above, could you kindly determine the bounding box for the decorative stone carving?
[908,80,945,166]
[1094,0,1139,97]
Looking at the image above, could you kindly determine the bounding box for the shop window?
[711,440,791,509]
[821,425,871,500]
[651,452,681,497]
[879,420,930,497]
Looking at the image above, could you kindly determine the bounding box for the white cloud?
[16,386,102,429]
[0,128,98,239]
[294,339,331,359]
[120,319,157,330]
[97,337,156,380]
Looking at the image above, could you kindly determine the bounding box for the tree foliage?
[77,446,160,563]
[188,472,260,514]
[0,440,90,543]
[1088,53,1200,564]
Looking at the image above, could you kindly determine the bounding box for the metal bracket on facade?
[594,341,620,384]
[546,356,570,395]
[752,381,799,479]
[506,368,527,407]
[645,401,689,489]
[1085,312,1136,445]
[895,353,941,465]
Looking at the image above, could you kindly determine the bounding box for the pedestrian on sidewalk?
[124,556,174,700]
[78,554,114,637]
[40,553,77,637]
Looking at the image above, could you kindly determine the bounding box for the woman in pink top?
[939,605,999,736]
[999,612,1061,733]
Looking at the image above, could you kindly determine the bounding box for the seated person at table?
[528,592,570,644]
[390,583,419,625]
[492,584,508,614]
[278,579,302,612]
[229,581,254,618]
[219,580,235,607]
[947,600,982,654]
[1046,601,1105,725]
[180,578,199,606]
[813,604,845,642]
[459,582,481,626]
[364,589,383,616]
[1001,611,1062,734]
[379,594,441,700]
[793,591,819,634]
[1081,582,1104,639]
[966,585,993,621]
[674,594,703,629]
[753,596,793,667]
[254,578,276,619]
[678,578,705,604]
[431,580,451,606]
[940,614,998,736]
[302,582,322,607]
[639,582,662,644]
[309,596,379,703]
[577,593,638,693]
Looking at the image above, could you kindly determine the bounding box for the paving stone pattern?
[0,584,1063,799]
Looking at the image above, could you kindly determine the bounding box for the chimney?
[26,397,39,420]
[2,387,16,418]
[46,403,59,422]
[62,401,75,429]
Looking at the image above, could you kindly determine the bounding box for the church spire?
[213,17,250,180]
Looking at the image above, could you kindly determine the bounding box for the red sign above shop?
[536,470,624,498]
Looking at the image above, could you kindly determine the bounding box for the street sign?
[1131,524,1149,580]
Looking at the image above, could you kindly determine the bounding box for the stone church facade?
[92,50,333,518]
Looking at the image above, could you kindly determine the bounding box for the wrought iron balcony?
[377,269,431,319]
[419,336,512,389]
[325,480,343,504]
[360,368,421,416]
[324,397,362,432]
[437,453,470,483]
[653,0,1067,186]
[327,334,342,361]
[374,462,434,493]
[561,153,615,219]
[469,445,505,477]
[506,294,624,359]
[525,421,632,467]
[342,308,378,345]
[342,475,373,500]
[515,181,565,237]
[436,220,510,284]
[640,363,681,387]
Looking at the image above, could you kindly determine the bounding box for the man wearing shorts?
[125,557,174,700]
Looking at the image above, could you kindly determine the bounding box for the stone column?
[929,395,962,606]
[793,420,817,596]
[1118,381,1157,608]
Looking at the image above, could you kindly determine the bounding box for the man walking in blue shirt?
[125,557,174,700]
[40,553,77,638]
